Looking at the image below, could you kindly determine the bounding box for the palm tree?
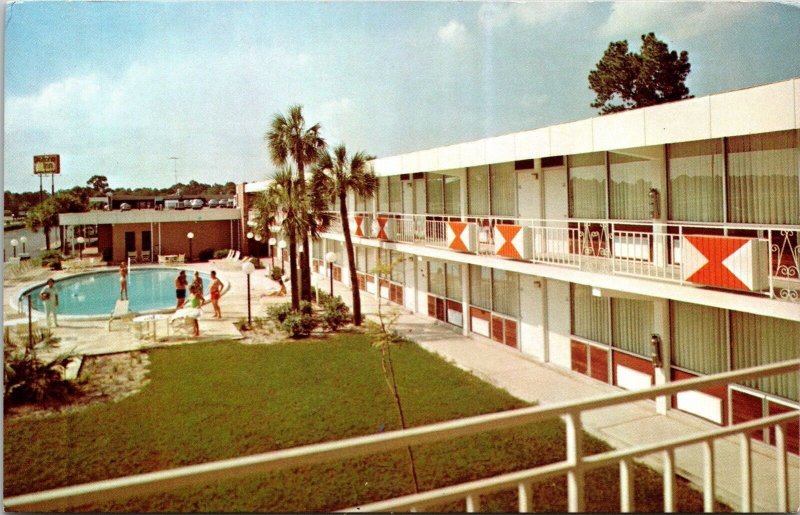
[265,105,326,303]
[254,167,332,310]
[25,201,58,252]
[312,144,377,326]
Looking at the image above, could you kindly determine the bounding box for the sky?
[3,0,800,193]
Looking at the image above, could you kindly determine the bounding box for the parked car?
[183,200,192,209]
[208,199,218,208]
[190,199,203,210]
[165,200,182,210]
[120,203,131,211]
[226,198,236,208]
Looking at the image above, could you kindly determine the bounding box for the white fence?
[5,360,799,512]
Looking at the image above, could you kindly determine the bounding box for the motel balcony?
[321,211,800,310]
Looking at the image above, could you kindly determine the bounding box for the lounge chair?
[142,250,151,262]
[108,300,134,331]
[177,254,185,263]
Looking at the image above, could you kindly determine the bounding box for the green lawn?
[4,334,723,512]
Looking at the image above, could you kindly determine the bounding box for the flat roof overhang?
[59,208,242,226]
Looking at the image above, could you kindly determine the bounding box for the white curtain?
[468,166,490,216]
[445,262,462,301]
[427,174,444,214]
[378,177,389,212]
[612,298,652,357]
[569,152,607,219]
[469,264,492,310]
[668,139,724,222]
[491,163,517,217]
[727,129,799,225]
[428,261,446,297]
[492,269,520,318]
[571,284,611,344]
[389,176,403,213]
[732,312,800,401]
[609,152,659,220]
[670,301,728,374]
[444,176,461,215]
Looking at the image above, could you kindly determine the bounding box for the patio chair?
[142,250,151,262]
[228,250,240,262]
[177,254,185,263]
[127,250,138,263]
[108,300,134,331]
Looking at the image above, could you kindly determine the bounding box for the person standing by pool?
[189,287,204,336]
[39,278,59,328]
[175,271,188,309]
[209,270,223,318]
[191,271,203,297]
[119,261,128,300]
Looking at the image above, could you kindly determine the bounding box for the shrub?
[197,248,215,262]
[213,249,230,259]
[235,317,250,331]
[3,327,77,409]
[39,250,62,269]
[281,310,318,338]
[271,266,283,281]
[248,257,265,269]
[266,302,293,324]
[311,286,334,305]
[320,296,351,331]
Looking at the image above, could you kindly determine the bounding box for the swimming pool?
[21,268,213,317]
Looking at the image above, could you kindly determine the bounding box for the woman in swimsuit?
[119,262,128,300]
[209,270,223,318]
[175,270,188,309]
[190,289,204,336]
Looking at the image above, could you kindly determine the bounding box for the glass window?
[427,174,444,214]
[612,298,653,357]
[491,163,517,217]
[390,250,405,283]
[389,176,403,213]
[732,312,800,401]
[313,241,323,260]
[468,166,490,216]
[569,152,607,219]
[571,284,611,344]
[609,151,659,220]
[469,264,491,310]
[444,176,461,215]
[727,130,799,225]
[445,262,462,301]
[366,247,375,274]
[378,177,389,212]
[668,139,724,222]
[492,269,519,318]
[670,301,728,375]
[428,261,446,297]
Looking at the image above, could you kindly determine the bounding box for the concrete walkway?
[326,279,799,512]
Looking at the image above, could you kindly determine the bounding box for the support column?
[653,145,669,267]
[461,263,470,336]
[459,170,468,222]
[653,298,671,415]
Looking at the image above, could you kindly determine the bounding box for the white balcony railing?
[330,212,800,304]
[5,360,799,512]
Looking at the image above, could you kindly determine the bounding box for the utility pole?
[169,157,179,187]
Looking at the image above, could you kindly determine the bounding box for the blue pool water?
[22,268,212,316]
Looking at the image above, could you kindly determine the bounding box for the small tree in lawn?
[371,258,420,494]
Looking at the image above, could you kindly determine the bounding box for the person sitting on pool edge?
[175,270,188,309]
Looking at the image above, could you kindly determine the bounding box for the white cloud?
[478,2,580,30]
[437,20,468,47]
[597,2,749,40]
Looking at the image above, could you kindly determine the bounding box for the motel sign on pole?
[34,154,60,198]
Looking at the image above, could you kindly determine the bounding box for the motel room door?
[542,166,569,256]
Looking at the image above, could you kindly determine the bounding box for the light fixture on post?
[246,231,254,240]
[187,232,194,262]
[19,236,27,255]
[10,239,18,258]
[242,260,256,327]
[278,240,287,274]
[268,237,277,268]
[325,251,338,296]
[76,236,85,260]
[254,234,262,242]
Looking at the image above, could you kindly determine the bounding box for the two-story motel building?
[277,77,800,454]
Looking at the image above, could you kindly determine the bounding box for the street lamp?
[246,231,254,240]
[268,237,277,268]
[77,236,85,260]
[10,239,18,258]
[187,232,194,262]
[254,234,262,242]
[325,251,338,296]
[278,240,287,274]
[242,260,255,327]
[20,236,27,254]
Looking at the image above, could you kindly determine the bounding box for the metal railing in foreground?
[5,360,799,513]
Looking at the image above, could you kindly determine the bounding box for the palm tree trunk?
[287,224,300,311]
[43,225,51,252]
[339,191,362,325]
[296,160,313,302]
